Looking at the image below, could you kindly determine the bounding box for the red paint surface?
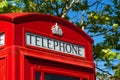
[0,58,6,80]
[0,13,95,80]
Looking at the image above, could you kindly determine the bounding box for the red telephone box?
[0,13,95,80]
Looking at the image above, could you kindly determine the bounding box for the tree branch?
[89,28,113,37]
[80,10,86,30]
[96,67,112,76]
[88,0,101,7]
[61,0,82,18]
[54,1,60,16]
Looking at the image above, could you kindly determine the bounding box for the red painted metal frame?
[0,13,96,80]
[24,53,92,80]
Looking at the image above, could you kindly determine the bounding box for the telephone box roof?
[0,13,94,43]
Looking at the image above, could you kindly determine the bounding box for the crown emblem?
[52,23,63,36]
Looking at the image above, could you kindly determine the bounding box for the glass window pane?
[45,73,79,80]
[35,72,41,80]
[82,78,88,80]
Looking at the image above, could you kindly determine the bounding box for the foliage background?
[0,0,120,79]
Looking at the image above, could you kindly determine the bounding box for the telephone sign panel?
[26,32,85,57]
[0,33,4,46]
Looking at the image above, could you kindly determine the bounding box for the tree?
[0,0,120,79]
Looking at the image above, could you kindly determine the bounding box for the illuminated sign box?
[26,32,85,57]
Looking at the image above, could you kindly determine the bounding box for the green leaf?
[117,54,120,60]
